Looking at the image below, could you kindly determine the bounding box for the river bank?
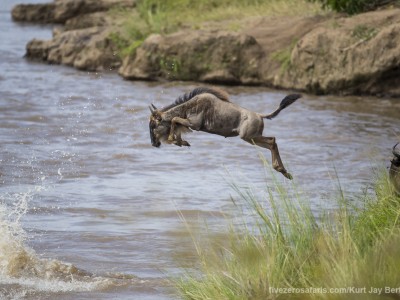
[12,0,400,97]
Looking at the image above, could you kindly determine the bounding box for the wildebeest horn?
[149,103,157,114]
[393,142,400,158]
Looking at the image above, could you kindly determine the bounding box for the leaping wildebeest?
[149,87,301,179]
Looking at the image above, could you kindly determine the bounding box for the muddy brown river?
[1,1,400,299]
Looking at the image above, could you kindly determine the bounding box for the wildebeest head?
[149,104,169,147]
[392,142,400,166]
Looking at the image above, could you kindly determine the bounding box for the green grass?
[271,39,298,73]
[175,162,400,300]
[107,8,149,58]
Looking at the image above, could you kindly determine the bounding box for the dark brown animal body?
[149,87,301,179]
[390,143,400,194]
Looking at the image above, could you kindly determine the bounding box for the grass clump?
[271,39,298,73]
[175,163,400,299]
[107,9,150,58]
[351,24,378,41]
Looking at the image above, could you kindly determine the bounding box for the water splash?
[0,191,30,278]
[0,189,112,297]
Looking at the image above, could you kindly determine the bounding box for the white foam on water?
[1,275,111,293]
[0,188,113,296]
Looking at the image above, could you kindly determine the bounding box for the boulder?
[26,27,121,71]
[275,9,400,96]
[20,0,133,72]
[64,11,110,30]
[119,30,264,85]
[12,0,135,24]
[11,3,56,23]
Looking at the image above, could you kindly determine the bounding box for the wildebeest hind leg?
[249,136,292,180]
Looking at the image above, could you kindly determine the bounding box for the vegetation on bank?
[309,0,399,15]
[109,0,324,57]
[175,162,400,299]
[110,0,399,58]
[134,0,323,32]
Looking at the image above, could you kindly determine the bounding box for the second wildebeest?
[149,87,301,179]
[390,142,400,195]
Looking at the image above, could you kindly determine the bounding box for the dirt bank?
[12,0,400,97]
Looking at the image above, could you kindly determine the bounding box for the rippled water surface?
[1,1,400,299]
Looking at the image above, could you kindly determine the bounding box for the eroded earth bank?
[12,0,400,97]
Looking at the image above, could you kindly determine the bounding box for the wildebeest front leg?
[169,117,192,147]
[250,136,292,180]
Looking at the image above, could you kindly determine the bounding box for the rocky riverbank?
[12,0,400,97]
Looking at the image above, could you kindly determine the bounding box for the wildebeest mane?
[161,87,230,112]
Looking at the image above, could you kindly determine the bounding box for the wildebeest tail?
[261,93,302,120]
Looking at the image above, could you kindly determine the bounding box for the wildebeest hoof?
[283,172,293,180]
[275,167,292,180]
[173,140,182,147]
[173,140,190,147]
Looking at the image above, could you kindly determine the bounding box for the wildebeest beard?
[149,114,176,147]
[149,118,160,147]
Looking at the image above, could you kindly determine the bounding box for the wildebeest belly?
[195,106,242,137]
